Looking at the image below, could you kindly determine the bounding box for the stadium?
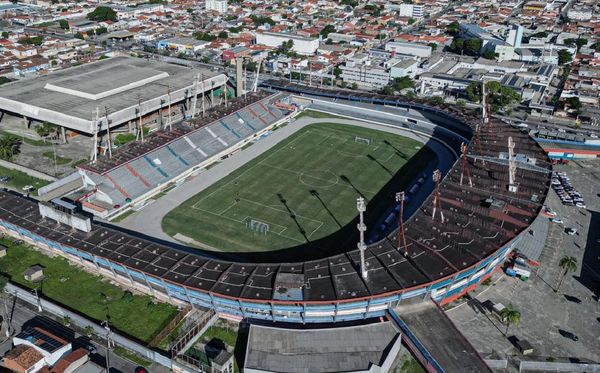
[0,61,551,370]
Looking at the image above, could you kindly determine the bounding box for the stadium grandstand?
[0,82,551,324]
[37,90,292,218]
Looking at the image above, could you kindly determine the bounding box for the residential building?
[385,41,432,59]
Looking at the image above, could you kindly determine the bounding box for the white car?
[575,202,586,208]
[550,218,563,224]
[566,228,577,236]
[22,185,34,192]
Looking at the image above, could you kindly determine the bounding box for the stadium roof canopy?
[0,56,226,135]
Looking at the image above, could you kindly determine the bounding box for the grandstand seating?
[82,92,289,209]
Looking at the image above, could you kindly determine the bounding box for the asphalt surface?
[0,296,167,373]
[117,114,455,246]
[446,159,600,368]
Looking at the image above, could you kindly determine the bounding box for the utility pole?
[166,86,172,131]
[136,95,144,143]
[3,295,11,337]
[91,108,99,163]
[103,106,112,158]
[33,288,42,312]
[356,197,368,279]
[101,320,111,372]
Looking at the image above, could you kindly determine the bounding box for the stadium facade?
[0,82,550,325]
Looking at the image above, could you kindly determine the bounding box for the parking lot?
[447,159,600,367]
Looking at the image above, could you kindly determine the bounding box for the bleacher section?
[75,91,290,213]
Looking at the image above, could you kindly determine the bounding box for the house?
[2,344,45,373]
[23,265,44,282]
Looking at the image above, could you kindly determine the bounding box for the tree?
[278,39,294,53]
[449,37,465,53]
[95,26,107,35]
[456,99,466,108]
[429,96,445,105]
[320,24,336,38]
[86,6,117,22]
[1,31,8,39]
[428,42,437,51]
[464,38,482,56]
[35,122,58,138]
[558,49,572,65]
[0,134,21,161]
[389,76,414,91]
[333,66,342,78]
[250,15,275,26]
[592,42,600,52]
[565,38,587,50]
[565,97,581,112]
[499,304,520,336]
[482,50,497,60]
[218,31,228,39]
[74,32,84,40]
[465,82,482,102]
[351,82,358,90]
[193,32,216,41]
[58,19,69,30]
[84,326,94,337]
[556,255,577,292]
[447,21,460,35]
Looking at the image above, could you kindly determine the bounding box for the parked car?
[22,185,34,192]
[0,176,10,183]
[560,330,579,341]
[566,228,577,236]
[550,218,563,224]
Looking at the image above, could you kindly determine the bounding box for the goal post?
[247,219,270,235]
[354,136,372,145]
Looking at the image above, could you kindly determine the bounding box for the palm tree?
[0,134,20,161]
[556,255,578,292]
[499,304,521,336]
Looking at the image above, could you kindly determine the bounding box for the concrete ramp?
[389,300,491,373]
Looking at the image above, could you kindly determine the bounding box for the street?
[0,297,164,373]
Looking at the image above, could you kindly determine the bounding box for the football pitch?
[162,122,433,253]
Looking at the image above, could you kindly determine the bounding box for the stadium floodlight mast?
[395,192,409,257]
[356,197,368,280]
[431,169,445,224]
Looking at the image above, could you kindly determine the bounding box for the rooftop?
[244,322,400,372]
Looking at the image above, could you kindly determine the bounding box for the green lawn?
[113,346,152,368]
[200,324,238,347]
[163,122,427,252]
[0,238,178,343]
[0,165,51,193]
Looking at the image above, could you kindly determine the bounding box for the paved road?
[446,159,600,368]
[0,297,151,373]
[117,114,456,247]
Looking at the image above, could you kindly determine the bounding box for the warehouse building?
[255,31,319,55]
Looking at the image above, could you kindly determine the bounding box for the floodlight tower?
[459,142,473,187]
[166,86,172,131]
[508,136,519,193]
[356,197,368,280]
[90,107,100,163]
[190,74,199,119]
[395,192,409,257]
[431,169,445,224]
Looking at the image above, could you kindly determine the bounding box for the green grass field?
[0,238,178,343]
[162,122,428,252]
[0,165,50,194]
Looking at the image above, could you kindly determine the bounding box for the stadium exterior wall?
[0,214,517,323]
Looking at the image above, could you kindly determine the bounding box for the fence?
[0,159,57,181]
[519,361,600,372]
[149,304,192,348]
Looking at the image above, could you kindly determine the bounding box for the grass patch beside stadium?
[163,122,433,252]
[0,238,178,343]
[0,165,50,194]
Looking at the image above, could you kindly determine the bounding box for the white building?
[390,59,418,79]
[255,32,319,55]
[385,41,432,59]
[340,54,392,89]
[567,7,593,21]
[206,0,227,13]
[398,3,424,19]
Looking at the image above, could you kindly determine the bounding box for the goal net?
[247,219,269,235]
[354,136,372,145]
